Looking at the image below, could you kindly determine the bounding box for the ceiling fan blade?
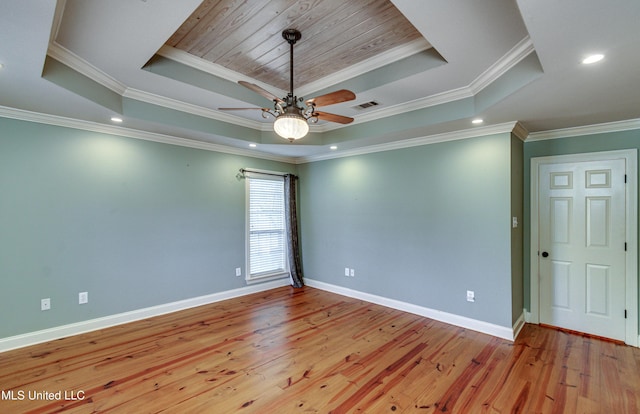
[315,111,354,124]
[219,107,270,111]
[306,89,355,107]
[238,80,284,103]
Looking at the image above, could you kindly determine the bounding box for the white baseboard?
[306,279,521,341]
[524,310,533,323]
[512,310,525,340]
[0,279,290,353]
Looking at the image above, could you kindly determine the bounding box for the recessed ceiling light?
[330,145,338,150]
[0,63,4,69]
[472,118,483,124]
[110,117,123,123]
[582,54,604,64]
[249,143,257,148]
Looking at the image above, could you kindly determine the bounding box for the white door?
[538,158,627,341]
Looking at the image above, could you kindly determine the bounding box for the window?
[246,173,288,282]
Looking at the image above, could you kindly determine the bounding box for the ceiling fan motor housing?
[282,28,302,44]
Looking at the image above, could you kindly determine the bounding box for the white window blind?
[247,174,287,280]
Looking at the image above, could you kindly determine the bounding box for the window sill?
[246,272,289,285]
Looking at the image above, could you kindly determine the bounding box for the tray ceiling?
[1,0,639,161]
[166,0,429,91]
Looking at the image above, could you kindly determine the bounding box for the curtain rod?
[239,168,298,179]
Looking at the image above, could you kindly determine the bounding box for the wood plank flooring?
[1,286,639,413]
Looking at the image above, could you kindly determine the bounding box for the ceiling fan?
[219,29,356,142]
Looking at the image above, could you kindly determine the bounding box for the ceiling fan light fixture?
[274,110,309,142]
[223,28,355,142]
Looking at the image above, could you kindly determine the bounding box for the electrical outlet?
[235,267,242,277]
[79,291,88,304]
[345,267,350,277]
[41,298,51,311]
[466,290,475,302]
[350,269,355,277]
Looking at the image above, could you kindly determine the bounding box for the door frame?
[530,149,638,346]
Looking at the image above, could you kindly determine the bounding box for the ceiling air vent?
[353,100,380,110]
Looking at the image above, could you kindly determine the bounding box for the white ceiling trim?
[156,45,287,97]
[469,36,535,94]
[47,42,128,95]
[159,38,431,99]
[5,103,637,165]
[296,121,522,164]
[44,43,321,134]
[46,35,534,137]
[345,85,473,128]
[123,88,265,130]
[49,0,67,45]
[526,118,640,141]
[296,38,432,97]
[126,88,332,134]
[44,42,326,134]
[512,122,530,141]
[321,36,535,131]
[0,106,296,163]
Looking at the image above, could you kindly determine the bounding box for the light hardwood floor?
[1,286,639,413]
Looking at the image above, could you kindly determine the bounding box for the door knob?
[541,251,549,258]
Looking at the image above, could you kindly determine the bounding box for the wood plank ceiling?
[166,0,428,91]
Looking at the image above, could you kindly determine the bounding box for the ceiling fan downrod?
[282,29,301,101]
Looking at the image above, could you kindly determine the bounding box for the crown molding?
[296,38,432,97]
[159,40,431,99]
[469,36,535,94]
[49,0,67,43]
[123,89,326,134]
[324,36,534,130]
[45,44,324,135]
[123,88,266,130]
[47,42,128,95]
[0,104,522,165]
[512,121,530,141]
[47,33,534,138]
[46,42,270,128]
[156,45,287,98]
[156,36,533,128]
[526,118,640,141]
[296,121,520,164]
[7,103,638,166]
[344,86,474,129]
[0,106,296,163]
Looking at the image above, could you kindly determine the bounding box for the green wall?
[0,117,295,338]
[297,133,521,329]
[14,112,635,341]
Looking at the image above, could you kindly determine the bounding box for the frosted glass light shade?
[274,112,309,141]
